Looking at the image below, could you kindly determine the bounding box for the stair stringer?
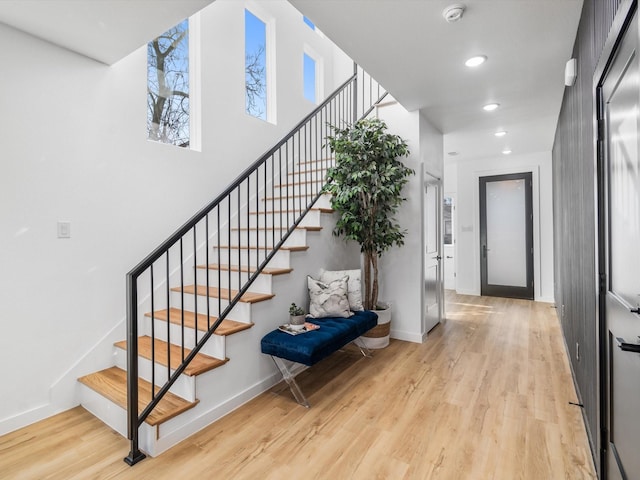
[77,204,362,457]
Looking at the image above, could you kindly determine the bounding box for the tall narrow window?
[245,10,267,120]
[147,19,190,147]
[444,196,454,245]
[303,53,316,103]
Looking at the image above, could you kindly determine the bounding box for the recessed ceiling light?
[502,149,512,155]
[494,131,507,137]
[465,55,487,67]
[448,151,459,156]
[483,103,500,112]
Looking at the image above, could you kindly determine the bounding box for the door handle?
[616,337,640,353]
[436,256,442,260]
[446,255,453,259]
[630,307,640,314]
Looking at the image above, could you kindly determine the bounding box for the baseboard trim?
[390,329,422,344]
[0,403,59,436]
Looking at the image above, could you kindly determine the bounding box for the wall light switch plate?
[57,221,71,239]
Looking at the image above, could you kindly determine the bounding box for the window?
[444,196,454,245]
[245,9,267,120]
[147,19,190,147]
[303,53,316,103]
[303,16,315,30]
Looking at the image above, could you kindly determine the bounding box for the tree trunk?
[371,253,379,309]
[363,251,372,310]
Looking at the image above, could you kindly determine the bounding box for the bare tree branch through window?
[147,20,190,147]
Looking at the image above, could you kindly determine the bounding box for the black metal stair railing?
[124,64,387,465]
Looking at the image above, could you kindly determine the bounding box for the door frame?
[594,1,638,477]
[479,172,534,300]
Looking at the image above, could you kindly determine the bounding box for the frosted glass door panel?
[486,179,527,287]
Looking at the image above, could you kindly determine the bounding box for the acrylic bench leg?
[271,356,310,408]
[352,338,373,358]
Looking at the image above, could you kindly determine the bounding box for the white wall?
[0,0,353,434]
[454,151,555,302]
[374,100,443,343]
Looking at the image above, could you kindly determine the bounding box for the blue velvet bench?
[261,310,378,407]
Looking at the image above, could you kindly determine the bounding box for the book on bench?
[278,322,320,335]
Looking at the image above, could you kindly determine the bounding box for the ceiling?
[0,0,583,162]
[0,0,213,65]
[290,0,583,162]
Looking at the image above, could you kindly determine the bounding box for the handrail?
[124,64,386,465]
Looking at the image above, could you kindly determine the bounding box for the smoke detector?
[442,4,466,23]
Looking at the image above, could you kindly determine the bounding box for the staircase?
[76,65,386,464]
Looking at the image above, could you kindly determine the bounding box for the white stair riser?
[263,196,331,212]
[249,210,322,228]
[210,247,291,269]
[272,183,326,197]
[170,290,253,321]
[114,348,197,402]
[223,228,306,249]
[288,171,328,182]
[143,317,227,358]
[296,161,334,175]
[199,269,273,294]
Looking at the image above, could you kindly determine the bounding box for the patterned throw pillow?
[319,268,364,311]
[307,275,353,318]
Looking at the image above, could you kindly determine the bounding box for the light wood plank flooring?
[0,293,596,479]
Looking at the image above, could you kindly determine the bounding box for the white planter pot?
[360,302,391,349]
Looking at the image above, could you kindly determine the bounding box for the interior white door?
[424,172,443,334]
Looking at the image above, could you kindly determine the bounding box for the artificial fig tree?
[324,118,414,310]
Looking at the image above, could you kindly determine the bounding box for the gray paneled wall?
[552,0,627,473]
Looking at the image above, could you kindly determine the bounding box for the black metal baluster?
[217,207,221,327]
[228,195,231,312]
[297,131,301,217]
[279,149,283,241]
[166,252,171,362]
[237,188,241,302]
[262,165,266,264]
[247,176,251,279]
[150,264,154,400]
[271,155,275,249]
[193,225,198,349]
[206,215,210,331]
[178,237,184,366]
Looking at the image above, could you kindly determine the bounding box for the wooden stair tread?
[214,245,309,252]
[146,308,253,336]
[78,367,198,426]
[196,264,293,276]
[172,285,275,303]
[114,336,228,376]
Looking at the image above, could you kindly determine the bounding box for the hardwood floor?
[0,293,596,479]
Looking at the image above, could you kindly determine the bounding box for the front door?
[424,172,443,334]
[599,9,640,479]
[479,172,534,300]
